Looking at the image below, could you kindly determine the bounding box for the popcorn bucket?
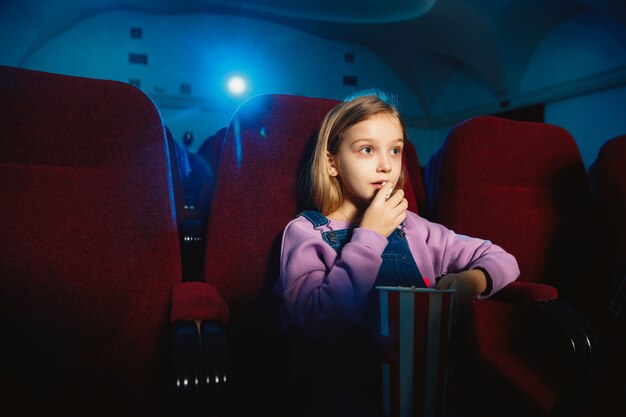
[375,286,455,417]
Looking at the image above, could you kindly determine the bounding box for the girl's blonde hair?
[310,90,406,215]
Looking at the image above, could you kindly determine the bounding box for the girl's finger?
[391,197,408,214]
[375,181,395,202]
[387,188,404,204]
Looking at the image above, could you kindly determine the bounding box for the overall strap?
[299,211,425,287]
[298,210,330,228]
[298,210,348,251]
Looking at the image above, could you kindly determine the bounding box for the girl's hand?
[435,269,488,296]
[435,269,488,325]
[360,182,408,237]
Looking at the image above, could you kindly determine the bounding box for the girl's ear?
[327,151,338,177]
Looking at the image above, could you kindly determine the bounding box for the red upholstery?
[0,66,226,415]
[428,116,605,307]
[403,138,428,214]
[171,281,229,323]
[425,116,605,416]
[206,94,336,303]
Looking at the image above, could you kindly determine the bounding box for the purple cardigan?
[277,210,520,342]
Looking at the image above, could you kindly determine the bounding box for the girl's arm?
[423,219,520,299]
[279,217,387,342]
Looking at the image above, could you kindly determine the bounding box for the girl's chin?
[360,195,376,205]
[347,196,373,208]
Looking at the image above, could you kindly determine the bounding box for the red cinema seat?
[425,115,604,417]
[0,66,226,416]
[202,93,424,415]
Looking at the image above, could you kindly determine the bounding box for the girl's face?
[329,113,404,211]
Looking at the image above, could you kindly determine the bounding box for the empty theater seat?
[425,115,605,417]
[0,66,227,416]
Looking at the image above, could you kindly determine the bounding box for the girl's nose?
[377,154,392,172]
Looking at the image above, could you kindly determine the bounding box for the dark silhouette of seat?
[166,126,211,282]
[590,134,626,284]
[197,126,228,177]
[166,126,188,234]
[589,134,626,411]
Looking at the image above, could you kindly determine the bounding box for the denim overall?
[288,211,427,416]
[299,210,426,288]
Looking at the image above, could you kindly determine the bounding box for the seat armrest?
[486,281,598,383]
[533,298,600,413]
[533,299,597,361]
[170,281,229,324]
[465,296,600,415]
[490,281,559,303]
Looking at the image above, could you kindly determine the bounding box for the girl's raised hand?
[360,182,408,237]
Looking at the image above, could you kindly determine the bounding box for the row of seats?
[1,65,624,416]
[196,94,625,417]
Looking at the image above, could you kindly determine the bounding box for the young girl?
[277,91,519,417]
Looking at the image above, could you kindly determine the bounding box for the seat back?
[403,138,428,215]
[424,115,609,416]
[426,115,605,310]
[166,125,187,233]
[203,93,423,414]
[0,66,181,415]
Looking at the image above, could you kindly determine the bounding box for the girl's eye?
[360,146,374,154]
[391,147,402,156]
